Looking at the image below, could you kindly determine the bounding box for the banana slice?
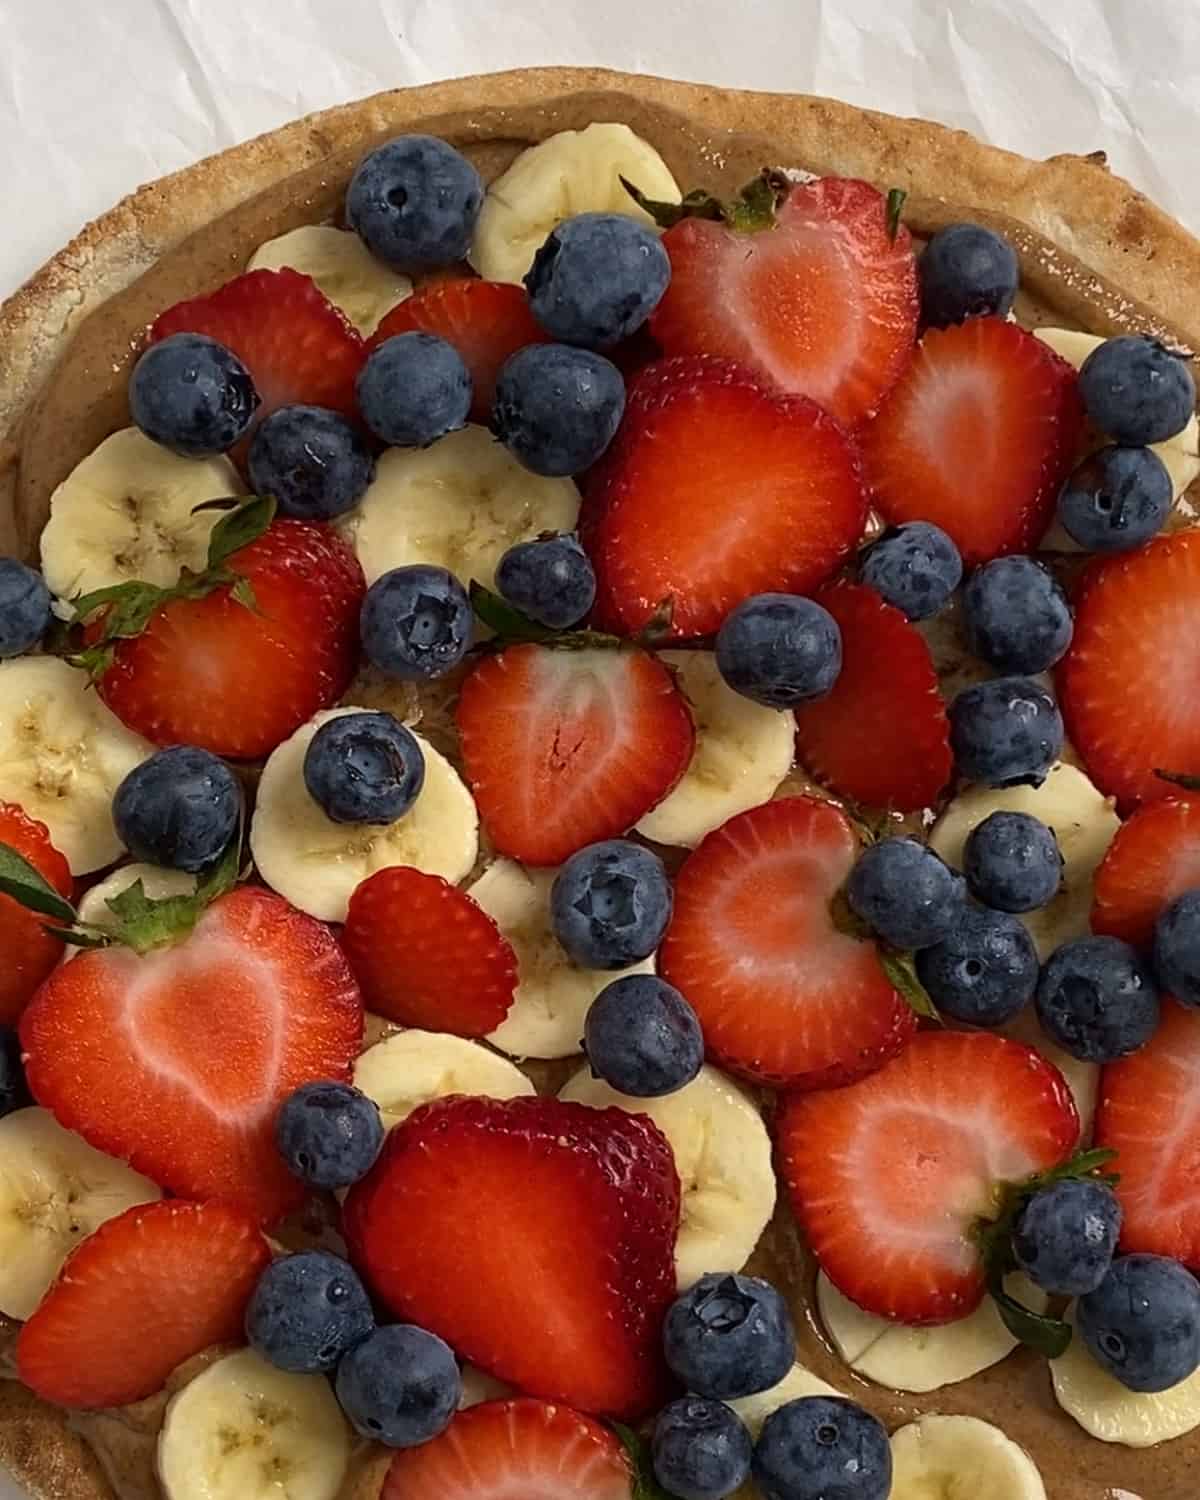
[459,1366,515,1409]
[0,656,154,874]
[816,1271,1047,1393]
[40,427,243,599]
[247,226,412,336]
[469,858,654,1059]
[469,122,681,285]
[337,426,580,591]
[157,1348,350,1500]
[77,863,198,928]
[889,1414,1046,1499]
[353,1029,535,1132]
[928,761,1120,960]
[560,1064,775,1290]
[726,1363,842,1438]
[1052,1307,1200,1446]
[635,652,794,849]
[250,706,478,923]
[0,1107,161,1320]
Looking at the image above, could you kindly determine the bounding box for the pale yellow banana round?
[889,1413,1046,1499]
[76,862,198,929]
[1052,1308,1200,1446]
[353,1030,535,1133]
[726,1363,842,1438]
[247,225,412,335]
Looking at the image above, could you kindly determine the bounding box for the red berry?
[0,803,72,1024]
[1092,798,1200,949]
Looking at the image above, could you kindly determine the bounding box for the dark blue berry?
[247,405,375,521]
[360,564,472,681]
[962,557,1073,674]
[752,1396,892,1500]
[346,135,483,273]
[0,559,51,658]
[335,1323,461,1447]
[1035,935,1160,1063]
[859,522,963,621]
[846,837,966,950]
[492,344,625,477]
[1013,1178,1122,1298]
[663,1273,796,1401]
[1153,890,1200,1008]
[357,333,471,448]
[963,810,1062,913]
[245,1251,374,1374]
[584,975,703,1098]
[1058,445,1173,553]
[1079,336,1196,446]
[129,333,258,457]
[1078,1253,1200,1393]
[302,712,425,826]
[525,212,671,348]
[918,223,1020,328]
[0,1027,31,1119]
[949,676,1064,788]
[915,906,1038,1027]
[551,839,672,970]
[112,746,242,873]
[274,1081,384,1190]
[652,1397,752,1500]
[714,594,842,709]
[495,533,596,629]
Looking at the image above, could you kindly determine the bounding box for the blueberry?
[357,333,471,448]
[112,746,242,873]
[752,1396,892,1500]
[1078,1254,1200,1393]
[0,559,51,658]
[962,557,1073,674]
[859,522,963,621]
[551,839,672,969]
[492,344,625,477]
[1078,336,1196,446]
[129,333,259,457]
[274,1081,384,1190]
[915,906,1038,1027]
[1013,1178,1122,1298]
[495,532,597,629]
[584,974,703,1098]
[846,837,966,950]
[360,564,472,681]
[918,223,1020,328]
[652,1397,752,1500]
[1035,935,1160,1062]
[714,594,842,709]
[346,135,483,273]
[663,1273,795,1400]
[0,1027,30,1119]
[247,405,374,521]
[245,1251,374,1374]
[1153,890,1200,1007]
[963,810,1063,913]
[335,1323,461,1447]
[949,676,1064,788]
[525,212,671,348]
[302,712,425,826]
[1057,445,1173,553]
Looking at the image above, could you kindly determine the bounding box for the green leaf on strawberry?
[469,581,623,651]
[878,949,941,1023]
[0,844,79,925]
[886,187,908,242]
[1155,768,1200,792]
[621,169,787,233]
[611,1423,673,1500]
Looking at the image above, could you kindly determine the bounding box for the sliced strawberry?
[370,278,549,422]
[343,1094,679,1418]
[861,317,1085,564]
[1092,798,1200,948]
[659,797,916,1089]
[382,1399,634,1500]
[341,868,517,1037]
[581,356,867,639]
[455,642,694,866]
[650,178,918,426]
[150,268,365,423]
[16,1199,270,1408]
[0,804,72,1024]
[779,1031,1080,1323]
[1096,999,1200,1269]
[98,519,364,759]
[20,887,363,1223]
[793,579,953,811]
[1059,529,1200,810]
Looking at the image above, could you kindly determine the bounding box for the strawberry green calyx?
[612,1424,673,1500]
[621,168,789,233]
[1156,768,1200,792]
[469,580,624,651]
[886,187,908,242]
